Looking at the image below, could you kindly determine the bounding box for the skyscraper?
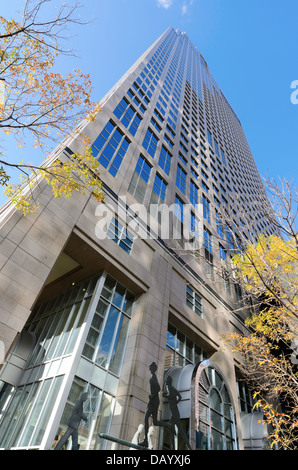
[0,27,277,450]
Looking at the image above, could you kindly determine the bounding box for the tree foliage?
[224,201,298,449]
[0,0,104,213]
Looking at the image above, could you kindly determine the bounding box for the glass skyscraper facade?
[0,27,277,450]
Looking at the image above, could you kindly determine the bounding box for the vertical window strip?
[106,217,134,254]
[158,146,172,175]
[190,180,199,206]
[152,173,167,202]
[113,98,142,137]
[203,195,210,223]
[142,128,158,158]
[128,155,152,203]
[176,165,187,194]
[91,121,130,177]
[186,285,203,317]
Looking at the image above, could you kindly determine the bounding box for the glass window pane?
[123,292,134,316]
[112,284,126,309]
[221,385,230,404]
[92,393,114,450]
[210,409,222,431]
[166,325,176,349]
[224,418,233,438]
[30,376,63,446]
[226,436,233,450]
[95,306,119,368]
[17,379,52,447]
[78,385,102,450]
[0,384,37,448]
[211,428,224,450]
[101,276,116,302]
[109,315,130,375]
[65,298,92,355]
[185,338,193,362]
[177,331,185,355]
[215,371,223,391]
[210,389,221,413]
[53,378,87,450]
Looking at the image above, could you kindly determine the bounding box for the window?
[150,117,162,133]
[150,174,167,223]
[204,227,213,263]
[202,181,209,193]
[152,173,167,202]
[203,195,210,223]
[106,217,134,254]
[207,129,213,146]
[190,167,198,179]
[55,378,115,450]
[190,212,199,239]
[127,88,147,113]
[25,276,98,368]
[82,275,134,375]
[214,139,220,157]
[92,121,130,177]
[176,165,187,194]
[196,365,238,450]
[226,226,234,250]
[201,169,208,180]
[173,195,184,242]
[214,195,220,207]
[128,155,151,203]
[113,97,127,120]
[179,141,188,154]
[186,285,203,317]
[237,379,256,413]
[190,180,199,206]
[167,116,176,131]
[174,195,184,222]
[156,101,165,116]
[178,152,187,166]
[158,146,172,175]
[113,98,142,136]
[220,148,226,166]
[164,134,174,148]
[165,323,207,368]
[0,274,133,450]
[216,212,224,238]
[142,128,158,158]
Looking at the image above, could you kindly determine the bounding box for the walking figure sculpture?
[54,392,88,450]
[139,362,168,448]
[163,376,192,450]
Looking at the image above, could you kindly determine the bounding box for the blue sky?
[1,0,298,206]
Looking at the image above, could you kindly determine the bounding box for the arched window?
[195,363,238,450]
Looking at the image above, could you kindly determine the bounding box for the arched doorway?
[161,360,238,450]
[194,361,238,450]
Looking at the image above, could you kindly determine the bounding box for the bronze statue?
[163,375,192,450]
[139,362,168,447]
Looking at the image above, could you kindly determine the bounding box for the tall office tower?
[0,27,277,450]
